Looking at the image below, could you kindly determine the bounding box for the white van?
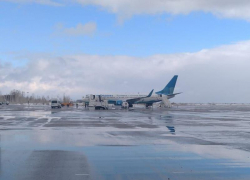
[51,99,62,109]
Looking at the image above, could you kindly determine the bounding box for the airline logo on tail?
[156,75,178,95]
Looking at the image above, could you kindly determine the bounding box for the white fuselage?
[83,94,147,103]
[82,94,171,105]
[100,94,147,101]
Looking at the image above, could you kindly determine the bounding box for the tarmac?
[1,104,250,180]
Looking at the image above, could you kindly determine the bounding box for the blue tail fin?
[156,75,178,95]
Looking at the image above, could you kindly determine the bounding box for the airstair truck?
[88,95,109,110]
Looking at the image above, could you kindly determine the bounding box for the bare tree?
[4,89,50,104]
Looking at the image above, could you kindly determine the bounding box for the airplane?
[82,75,181,108]
[126,75,181,107]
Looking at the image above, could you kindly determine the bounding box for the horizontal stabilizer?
[167,92,182,96]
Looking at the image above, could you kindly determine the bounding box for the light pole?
[27,92,29,105]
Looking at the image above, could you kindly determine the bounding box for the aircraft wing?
[126,89,154,104]
[147,89,154,97]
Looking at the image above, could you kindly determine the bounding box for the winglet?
[147,89,154,97]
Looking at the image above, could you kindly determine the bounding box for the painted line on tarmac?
[75,174,89,176]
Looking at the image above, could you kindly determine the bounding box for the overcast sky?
[1,0,250,103]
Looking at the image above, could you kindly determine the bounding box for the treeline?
[0,90,73,104]
[62,95,71,103]
[0,90,50,104]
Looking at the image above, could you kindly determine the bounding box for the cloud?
[55,22,97,37]
[3,0,250,21]
[0,0,62,6]
[1,40,250,103]
[75,0,250,21]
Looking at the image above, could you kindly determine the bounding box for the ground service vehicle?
[51,99,62,109]
[88,95,109,110]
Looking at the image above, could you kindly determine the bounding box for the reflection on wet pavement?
[1,104,250,179]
